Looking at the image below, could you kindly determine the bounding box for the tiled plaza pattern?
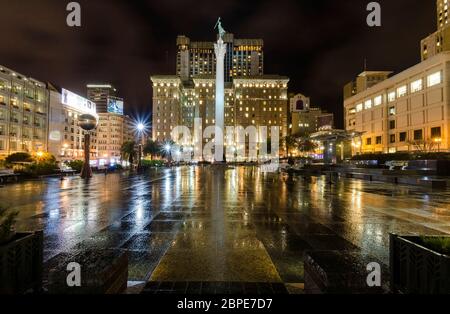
[1,166,449,293]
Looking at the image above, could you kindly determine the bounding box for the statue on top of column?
[214,17,226,40]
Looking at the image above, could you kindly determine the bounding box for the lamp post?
[164,143,172,162]
[434,138,442,152]
[339,142,345,162]
[136,123,145,173]
[78,114,98,179]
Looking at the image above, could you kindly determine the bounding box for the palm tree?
[143,140,160,160]
[298,139,318,153]
[282,136,298,157]
[121,141,136,166]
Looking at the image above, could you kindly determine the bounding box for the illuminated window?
[374,95,382,106]
[356,103,363,112]
[427,71,442,87]
[388,91,396,102]
[410,79,423,93]
[389,106,396,116]
[397,85,407,98]
[364,100,372,110]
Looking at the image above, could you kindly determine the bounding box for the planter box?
[0,231,44,294]
[390,234,450,294]
[48,249,128,294]
[304,251,387,294]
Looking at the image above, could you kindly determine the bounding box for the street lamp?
[434,137,442,152]
[136,122,146,173]
[162,142,174,163]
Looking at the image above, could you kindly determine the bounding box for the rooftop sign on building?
[107,97,124,115]
[61,88,97,117]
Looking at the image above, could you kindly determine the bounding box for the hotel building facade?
[0,65,48,158]
[153,34,289,160]
[151,75,289,160]
[421,1,450,61]
[344,52,449,155]
[176,34,264,83]
[96,113,134,165]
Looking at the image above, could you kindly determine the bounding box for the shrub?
[67,160,83,172]
[420,237,450,255]
[24,162,59,176]
[14,158,59,177]
[5,152,33,164]
[141,160,165,168]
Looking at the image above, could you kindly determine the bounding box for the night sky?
[0,0,435,128]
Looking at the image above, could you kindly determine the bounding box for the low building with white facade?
[344,52,450,155]
[47,84,98,161]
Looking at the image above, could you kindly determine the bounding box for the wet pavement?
[1,166,449,291]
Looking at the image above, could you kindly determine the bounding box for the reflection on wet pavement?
[1,166,449,287]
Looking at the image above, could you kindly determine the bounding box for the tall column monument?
[214,17,226,163]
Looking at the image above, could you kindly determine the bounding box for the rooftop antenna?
[363,58,367,72]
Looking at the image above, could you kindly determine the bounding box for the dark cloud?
[0,0,435,127]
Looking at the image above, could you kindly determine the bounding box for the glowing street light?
[135,123,147,173]
[434,137,442,152]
